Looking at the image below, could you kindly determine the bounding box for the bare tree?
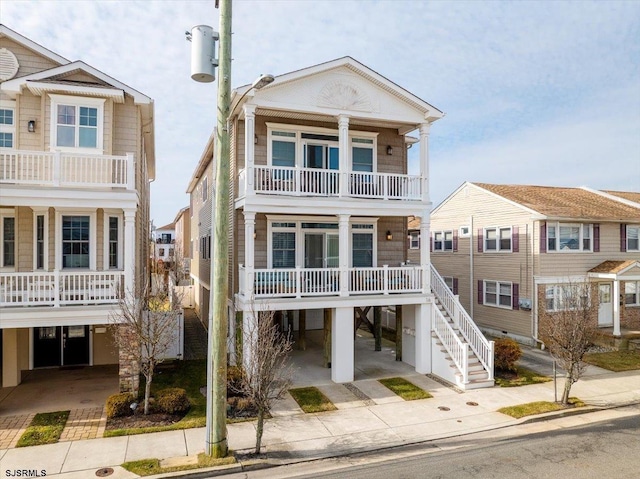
[234,309,294,455]
[110,278,181,415]
[539,280,598,405]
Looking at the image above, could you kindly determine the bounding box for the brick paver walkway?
[0,413,34,449]
[59,407,106,442]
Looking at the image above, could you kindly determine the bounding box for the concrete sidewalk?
[1,365,639,479]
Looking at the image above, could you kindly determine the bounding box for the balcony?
[238,265,424,299]
[0,271,123,307]
[238,166,422,201]
[0,150,134,190]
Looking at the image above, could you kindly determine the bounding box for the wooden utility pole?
[206,0,231,458]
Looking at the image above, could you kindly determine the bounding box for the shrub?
[155,388,190,415]
[106,393,136,418]
[494,338,522,372]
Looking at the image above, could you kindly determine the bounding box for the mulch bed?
[106,412,184,430]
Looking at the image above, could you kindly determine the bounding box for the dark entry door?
[62,326,90,366]
[34,326,62,367]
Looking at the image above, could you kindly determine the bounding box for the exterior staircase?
[430,265,494,390]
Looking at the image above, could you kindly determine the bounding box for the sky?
[3,0,639,228]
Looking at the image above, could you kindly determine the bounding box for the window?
[1,214,15,267]
[484,280,512,308]
[409,231,420,249]
[547,223,592,252]
[443,276,454,291]
[0,107,15,148]
[36,215,45,269]
[625,282,640,306]
[352,233,373,267]
[50,95,104,150]
[627,226,639,251]
[202,177,208,202]
[484,227,511,252]
[545,284,590,312]
[433,231,453,251]
[272,131,296,167]
[303,133,339,170]
[459,226,470,237]
[159,248,165,257]
[272,232,296,268]
[109,217,119,269]
[62,216,89,268]
[352,138,374,172]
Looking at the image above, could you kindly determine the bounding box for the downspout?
[531,219,544,348]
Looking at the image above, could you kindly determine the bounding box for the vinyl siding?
[0,37,61,77]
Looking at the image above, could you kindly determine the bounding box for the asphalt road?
[223,408,640,479]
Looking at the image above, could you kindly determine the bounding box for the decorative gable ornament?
[317,80,372,112]
[0,48,20,81]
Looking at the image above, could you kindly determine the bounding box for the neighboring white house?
[188,57,495,389]
[152,222,176,269]
[0,25,155,390]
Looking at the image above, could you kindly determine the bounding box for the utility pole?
[206,0,231,458]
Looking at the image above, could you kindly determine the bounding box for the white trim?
[580,186,640,208]
[32,208,49,271]
[103,210,124,270]
[0,208,16,270]
[432,230,453,252]
[0,100,16,149]
[535,275,589,285]
[0,25,69,65]
[546,222,593,253]
[483,279,513,310]
[626,225,640,252]
[49,94,105,153]
[55,210,97,270]
[459,225,470,238]
[483,226,513,253]
[27,82,124,103]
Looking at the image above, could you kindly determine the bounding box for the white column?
[123,209,136,294]
[419,123,430,202]
[338,214,350,296]
[244,104,257,195]
[331,307,354,383]
[613,280,621,337]
[338,115,349,197]
[243,211,256,298]
[414,303,432,374]
[419,213,431,293]
[242,309,257,371]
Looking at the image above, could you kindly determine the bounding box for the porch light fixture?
[253,232,257,240]
[28,120,36,133]
[254,134,258,144]
[386,145,393,155]
[386,230,393,241]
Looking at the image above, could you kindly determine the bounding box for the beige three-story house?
[0,25,155,388]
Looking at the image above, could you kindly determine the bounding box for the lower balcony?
[0,271,123,307]
[238,265,424,299]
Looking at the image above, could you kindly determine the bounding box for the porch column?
[419,122,431,202]
[242,309,257,371]
[243,211,256,297]
[338,214,350,296]
[123,209,136,294]
[332,307,354,383]
[244,104,257,195]
[338,115,350,197]
[613,280,621,337]
[419,214,431,293]
[2,329,20,387]
[414,303,432,374]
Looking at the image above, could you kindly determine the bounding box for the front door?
[63,326,90,366]
[598,283,613,326]
[33,325,89,367]
[304,233,339,268]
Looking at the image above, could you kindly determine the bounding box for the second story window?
[202,177,208,202]
[409,231,420,249]
[1,214,15,268]
[627,225,639,251]
[547,223,592,252]
[109,217,119,269]
[62,216,89,268]
[433,231,453,251]
[0,107,15,148]
[50,95,104,151]
[485,227,511,252]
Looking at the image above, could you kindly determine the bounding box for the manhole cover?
[466,401,478,406]
[95,468,114,477]
[438,406,450,411]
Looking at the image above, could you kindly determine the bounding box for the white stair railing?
[430,264,494,380]
[432,304,469,384]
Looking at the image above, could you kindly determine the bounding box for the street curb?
[142,400,640,479]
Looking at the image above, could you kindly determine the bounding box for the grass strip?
[584,350,640,371]
[379,377,432,400]
[289,386,337,413]
[122,453,236,476]
[495,367,552,388]
[498,397,585,419]
[16,410,70,447]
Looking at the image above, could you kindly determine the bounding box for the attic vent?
[0,48,20,81]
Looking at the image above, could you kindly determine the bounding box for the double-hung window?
[50,95,104,151]
[484,280,512,308]
[409,231,420,249]
[62,216,90,268]
[1,211,15,268]
[484,227,511,252]
[352,138,374,172]
[627,225,639,251]
[547,223,592,252]
[625,282,640,306]
[352,224,374,267]
[433,231,453,251]
[545,284,590,311]
[0,106,15,148]
[108,217,119,269]
[272,222,296,268]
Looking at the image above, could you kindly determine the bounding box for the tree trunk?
[255,407,265,454]
[374,306,382,351]
[561,373,572,405]
[144,372,152,415]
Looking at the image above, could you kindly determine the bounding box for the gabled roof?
[472,183,640,221]
[186,130,215,194]
[156,222,175,231]
[602,190,640,206]
[0,24,69,66]
[588,260,638,274]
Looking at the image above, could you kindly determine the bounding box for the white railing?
[246,165,421,200]
[430,264,494,380]
[0,271,124,307]
[432,303,469,384]
[0,150,134,189]
[240,265,422,298]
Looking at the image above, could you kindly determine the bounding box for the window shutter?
[512,283,519,310]
[453,277,459,295]
[477,280,483,304]
[594,223,600,252]
[621,224,627,252]
[477,229,483,252]
[540,222,547,253]
[453,229,458,252]
[512,226,519,253]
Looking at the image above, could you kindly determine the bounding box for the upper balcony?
[0,149,134,190]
